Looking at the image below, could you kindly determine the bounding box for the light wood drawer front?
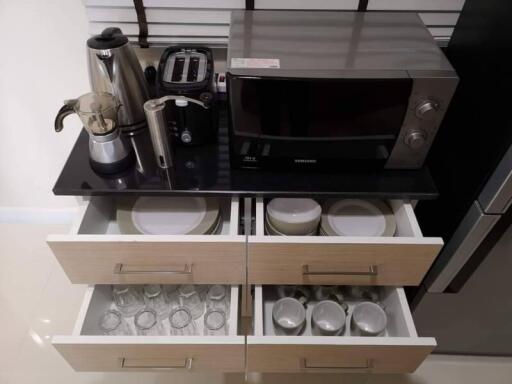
[248,240,441,285]
[47,197,245,284]
[53,285,244,372]
[54,339,245,372]
[248,198,443,286]
[247,285,436,374]
[48,238,245,284]
[246,343,434,373]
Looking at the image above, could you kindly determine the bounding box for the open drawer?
[53,285,244,372]
[246,285,435,373]
[248,198,443,286]
[47,197,245,284]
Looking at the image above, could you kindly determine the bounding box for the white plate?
[321,199,396,237]
[117,197,219,235]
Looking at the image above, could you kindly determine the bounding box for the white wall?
[0,0,89,208]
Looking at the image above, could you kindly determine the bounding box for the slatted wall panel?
[84,0,464,47]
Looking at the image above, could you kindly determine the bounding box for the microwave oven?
[226,11,458,170]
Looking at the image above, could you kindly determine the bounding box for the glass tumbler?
[204,308,228,336]
[196,285,209,301]
[99,309,133,335]
[163,285,180,309]
[178,285,205,319]
[134,308,164,336]
[206,285,229,311]
[143,284,170,320]
[169,306,198,336]
[112,285,145,317]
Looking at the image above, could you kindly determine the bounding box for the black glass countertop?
[53,113,438,199]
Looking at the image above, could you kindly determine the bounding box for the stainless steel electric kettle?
[87,27,150,135]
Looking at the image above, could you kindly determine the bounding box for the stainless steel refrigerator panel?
[425,201,500,293]
[478,145,512,214]
[414,224,512,355]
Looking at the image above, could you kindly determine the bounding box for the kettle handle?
[54,101,77,132]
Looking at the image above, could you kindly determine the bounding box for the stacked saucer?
[117,196,221,235]
[320,199,396,237]
[265,198,321,236]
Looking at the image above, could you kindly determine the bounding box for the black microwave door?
[227,75,412,169]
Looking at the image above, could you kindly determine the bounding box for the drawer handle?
[114,263,193,275]
[301,358,373,371]
[302,264,378,276]
[120,357,193,370]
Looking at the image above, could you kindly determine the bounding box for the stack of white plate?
[265,198,321,236]
[320,199,396,237]
[117,196,221,235]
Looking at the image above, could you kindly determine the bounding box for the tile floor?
[1,221,512,384]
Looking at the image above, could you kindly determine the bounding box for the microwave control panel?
[386,75,459,169]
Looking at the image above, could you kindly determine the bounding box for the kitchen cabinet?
[53,285,244,372]
[247,286,435,373]
[248,198,443,286]
[47,197,245,285]
[48,197,441,374]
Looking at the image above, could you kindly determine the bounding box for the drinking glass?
[134,308,164,336]
[99,309,133,335]
[206,285,229,312]
[169,306,198,336]
[196,285,209,301]
[204,308,228,336]
[112,285,145,317]
[143,284,170,320]
[163,285,180,309]
[178,285,205,319]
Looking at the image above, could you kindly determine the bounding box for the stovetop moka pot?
[54,92,133,174]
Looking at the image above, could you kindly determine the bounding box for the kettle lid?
[87,27,128,50]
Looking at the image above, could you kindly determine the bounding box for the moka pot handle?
[54,100,78,132]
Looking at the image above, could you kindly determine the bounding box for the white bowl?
[265,214,317,236]
[267,198,321,235]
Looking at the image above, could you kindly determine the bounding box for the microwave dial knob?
[416,100,439,119]
[181,130,192,144]
[405,129,427,149]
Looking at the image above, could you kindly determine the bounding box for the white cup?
[351,302,387,336]
[313,285,337,301]
[312,300,347,336]
[272,297,306,336]
[275,285,298,299]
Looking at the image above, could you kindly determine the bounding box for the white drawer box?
[53,285,244,372]
[246,285,436,373]
[47,197,245,285]
[248,198,443,286]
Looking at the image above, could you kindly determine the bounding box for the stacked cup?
[266,198,321,236]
